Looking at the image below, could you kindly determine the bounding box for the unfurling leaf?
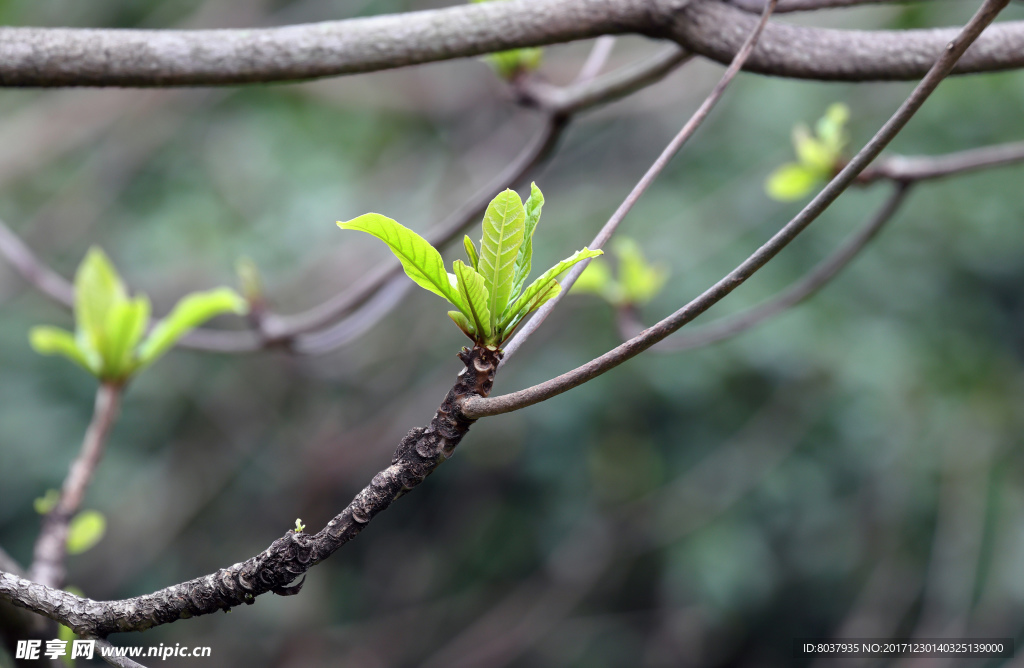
[511,182,544,300]
[616,238,669,305]
[34,489,60,515]
[448,310,476,339]
[30,327,94,373]
[478,190,526,331]
[138,288,247,367]
[66,510,106,555]
[74,247,126,360]
[792,124,833,173]
[338,213,465,311]
[765,163,822,202]
[453,260,493,342]
[30,248,246,383]
[463,235,480,270]
[499,247,603,333]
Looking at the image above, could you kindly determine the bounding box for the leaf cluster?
[572,237,669,307]
[337,184,601,349]
[30,248,247,383]
[765,103,850,202]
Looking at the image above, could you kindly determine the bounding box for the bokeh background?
[2,1,1024,666]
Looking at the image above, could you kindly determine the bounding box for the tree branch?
[501,0,778,364]
[0,46,691,355]
[29,383,121,589]
[620,183,910,352]
[462,0,1010,419]
[1,0,1023,87]
[0,346,501,636]
[859,139,1024,183]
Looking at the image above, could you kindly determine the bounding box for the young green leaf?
[792,124,834,173]
[765,163,821,202]
[29,327,95,373]
[463,235,480,270]
[453,260,493,342]
[338,213,466,311]
[101,295,150,380]
[34,489,60,515]
[66,510,106,555]
[511,182,544,300]
[137,288,246,367]
[74,247,127,359]
[499,247,603,332]
[816,103,850,154]
[616,239,669,305]
[448,310,476,340]
[478,190,526,331]
[502,281,561,337]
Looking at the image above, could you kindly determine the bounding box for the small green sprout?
[572,237,669,307]
[29,247,247,383]
[34,489,60,515]
[66,510,106,555]
[470,0,543,80]
[337,183,602,349]
[294,518,306,533]
[765,103,851,202]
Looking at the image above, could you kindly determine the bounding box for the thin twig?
[859,139,1024,183]
[500,0,779,364]
[620,184,910,352]
[28,382,122,589]
[464,0,1011,418]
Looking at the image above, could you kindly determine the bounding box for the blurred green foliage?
[1,1,1024,667]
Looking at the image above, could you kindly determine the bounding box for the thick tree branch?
[501,0,778,364]
[28,383,122,590]
[463,0,1010,419]
[1,0,1023,87]
[0,346,500,636]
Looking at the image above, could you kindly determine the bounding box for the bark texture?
[0,346,501,636]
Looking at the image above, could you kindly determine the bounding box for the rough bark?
[0,346,501,637]
[0,0,1023,86]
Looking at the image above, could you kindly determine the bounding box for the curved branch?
[0,347,501,636]
[501,0,779,363]
[29,383,122,589]
[622,183,910,352]
[462,0,1010,419]
[1,0,1023,87]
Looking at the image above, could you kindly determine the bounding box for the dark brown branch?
[0,346,500,636]
[29,382,121,590]
[501,0,779,363]
[463,0,1010,419]
[620,184,910,352]
[1,0,1023,87]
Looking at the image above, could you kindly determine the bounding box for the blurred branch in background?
[0,44,693,355]
[464,0,1012,418]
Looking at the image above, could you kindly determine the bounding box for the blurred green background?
[2,1,1024,666]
